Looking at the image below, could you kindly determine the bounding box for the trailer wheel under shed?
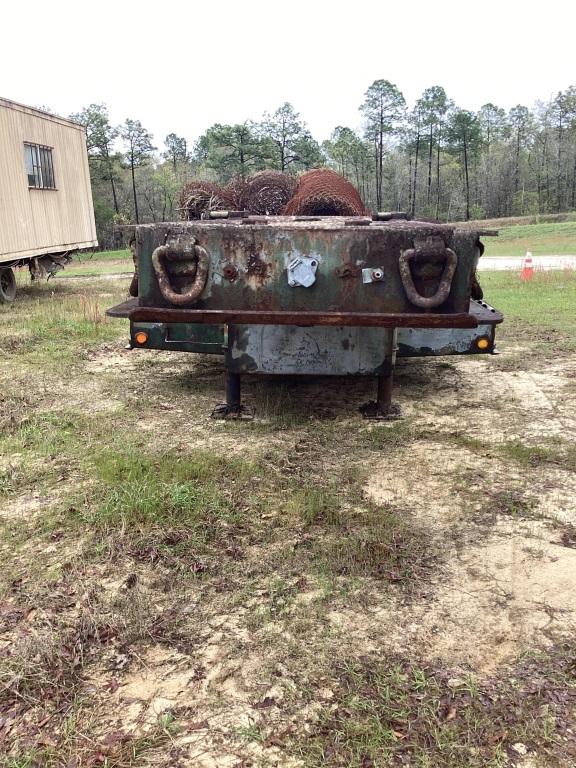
[0,97,97,301]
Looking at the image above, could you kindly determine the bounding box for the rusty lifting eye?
[152,241,210,305]
[398,247,458,310]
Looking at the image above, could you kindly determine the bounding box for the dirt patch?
[86,616,303,767]
[85,347,138,374]
[419,522,576,670]
[362,423,576,673]
[0,489,61,521]
[398,355,576,445]
[497,368,576,440]
[365,440,576,527]
[364,441,493,528]
[327,519,576,674]
[535,467,576,523]
[101,645,198,727]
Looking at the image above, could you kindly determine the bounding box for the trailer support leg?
[376,370,394,414]
[226,370,241,410]
[360,329,402,419]
[211,370,253,420]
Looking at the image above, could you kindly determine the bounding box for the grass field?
[448,211,576,257]
[76,248,130,262]
[1,269,575,766]
[482,269,576,335]
[58,249,132,277]
[455,211,576,229]
[483,220,576,257]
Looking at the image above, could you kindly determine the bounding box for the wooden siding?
[0,98,97,262]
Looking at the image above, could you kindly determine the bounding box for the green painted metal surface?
[134,218,482,316]
[131,322,225,354]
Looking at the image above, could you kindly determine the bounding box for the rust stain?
[335,263,361,279]
[246,251,269,278]
[223,264,238,281]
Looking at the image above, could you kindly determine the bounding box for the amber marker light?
[134,331,149,345]
[477,337,490,350]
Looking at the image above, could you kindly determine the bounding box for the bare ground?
[1,280,575,766]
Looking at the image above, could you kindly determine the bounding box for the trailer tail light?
[134,331,149,345]
[476,337,490,350]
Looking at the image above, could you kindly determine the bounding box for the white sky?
[2,0,575,150]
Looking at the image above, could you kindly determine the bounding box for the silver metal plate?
[287,256,319,288]
[362,267,385,284]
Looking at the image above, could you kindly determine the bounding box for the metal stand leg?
[225,371,241,410]
[359,329,402,420]
[376,371,394,414]
[211,370,254,420]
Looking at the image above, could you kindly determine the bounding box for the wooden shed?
[0,97,97,301]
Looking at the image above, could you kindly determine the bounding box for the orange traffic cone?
[521,251,534,281]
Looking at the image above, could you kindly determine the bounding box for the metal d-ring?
[398,247,458,309]
[152,238,210,305]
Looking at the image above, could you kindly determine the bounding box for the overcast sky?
[2,0,574,150]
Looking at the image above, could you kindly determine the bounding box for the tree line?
[71,81,576,248]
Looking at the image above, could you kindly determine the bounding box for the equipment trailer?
[0,98,97,302]
[107,215,502,417]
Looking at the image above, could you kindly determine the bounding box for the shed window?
[24,143,56,189]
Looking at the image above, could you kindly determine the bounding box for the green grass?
[12,430,263,562]
[0,710,178,767]
[295,646,576,767]
[285,484,343,526]
[57,261,132,277]
[481,268,576,335]
[483,220,576,257]
[52,248,131,277]
[435,430,576,473]
[498,438,575,469]
[313,511,433,583]
[10,249,132,281]
[0,279,128,369]
[76,248,130,262]
[76,446,252,533]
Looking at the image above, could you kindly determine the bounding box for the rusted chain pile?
[242,171,298,215]
[178,181,231,220]
[283,169,367,216]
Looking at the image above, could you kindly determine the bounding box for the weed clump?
[59,446,261,566]
[296,644,576,767]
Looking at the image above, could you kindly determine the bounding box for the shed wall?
[0,99,97,261]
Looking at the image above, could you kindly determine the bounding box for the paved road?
[478,255,576,271]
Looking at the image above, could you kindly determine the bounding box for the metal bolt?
[372,269,384,281]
